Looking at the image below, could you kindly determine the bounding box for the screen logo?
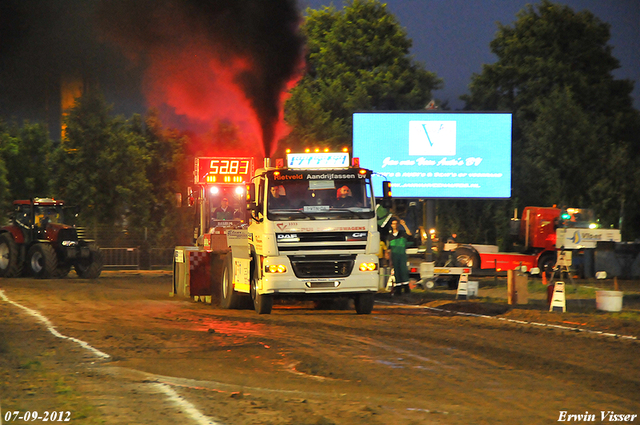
[408,121,456,156]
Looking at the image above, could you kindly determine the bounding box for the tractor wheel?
[74,244,103,279]
[27,243,58,279]
[354,293,375,314]
[454,246,481,268]
[54,264,72,278]
[0,233,22,278]
[220,253,240,309]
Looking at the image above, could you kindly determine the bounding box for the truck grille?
[288,255,355,278]
[276,231,367,253]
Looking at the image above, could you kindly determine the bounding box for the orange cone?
[542,271,548,286]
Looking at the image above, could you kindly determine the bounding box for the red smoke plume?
[97,0,304,158]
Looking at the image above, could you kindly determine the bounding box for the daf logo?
[277,233,298,239]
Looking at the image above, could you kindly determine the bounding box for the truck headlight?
[359,262,378,272]
[61,240,78,247]
[265,264,287,273]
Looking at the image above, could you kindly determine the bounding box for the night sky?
[300,0,640,110]
[1,0,638,139]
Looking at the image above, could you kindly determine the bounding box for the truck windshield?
[207,186,248,229]
[266,170,375,220]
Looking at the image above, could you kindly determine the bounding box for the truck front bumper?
[259,253,379,295]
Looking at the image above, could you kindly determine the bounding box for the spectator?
[385,217,413,295]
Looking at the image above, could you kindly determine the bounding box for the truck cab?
[232,152,380,314]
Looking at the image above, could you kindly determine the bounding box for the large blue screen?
[353,112,512,198]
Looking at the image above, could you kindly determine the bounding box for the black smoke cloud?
[96,0,305,157]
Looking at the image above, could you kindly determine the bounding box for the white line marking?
[0,289,110,359]
[150,383,223,425]
[0,289,223,425]
[378,301,638,341]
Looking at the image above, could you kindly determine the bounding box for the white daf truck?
[221,151,381,314]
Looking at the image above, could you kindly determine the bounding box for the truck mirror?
[246,184,256,206]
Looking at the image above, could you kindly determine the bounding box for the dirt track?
[1,271,639,424]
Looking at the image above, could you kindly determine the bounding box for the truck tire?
[220,253,240,309]
[454,246,480,268]
[250,275,273,314]
[210,255,225,306]
[538,252,557,278]
[27,243,57,279]
[354,293,375,314]
[0,233,22,278]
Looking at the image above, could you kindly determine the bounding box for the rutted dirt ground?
[1,271,639,424]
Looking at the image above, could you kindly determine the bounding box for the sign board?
[287,152,350,169]
[353,112,512,198]
[556,228,622,249]
[549,282,567,312]
[557,250,572,267]
[195,157,254,184]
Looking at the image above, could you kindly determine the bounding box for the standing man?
[386,217,413,295]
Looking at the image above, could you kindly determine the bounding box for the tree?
[0,119,52,201]
[51,90,153,241]
[283,0,442,152]
[462,0,640,239]
[140,109,191,246]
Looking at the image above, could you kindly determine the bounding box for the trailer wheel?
[28,243,57,279]
[74,244,103,279]
[454,246,480,268]
[250,275,272,314]
[354,293,375,314]
[220,253,240,309]
[0,233,22,278]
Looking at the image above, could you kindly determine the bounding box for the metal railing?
[101,248,140,269]
[101,247,175,270]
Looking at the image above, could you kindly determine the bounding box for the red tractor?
[0,198,103,279]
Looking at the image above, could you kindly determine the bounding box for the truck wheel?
[74,244,103,279]
[28,243,58,279]
[538,252,557,278]
[354,293,375,314]
[0,233,22,278]
[454,247,480,268]
[220,253,240,309]
[250,276,273,314]
[209,255,225,306]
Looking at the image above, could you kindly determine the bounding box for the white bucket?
[596,290,623,312]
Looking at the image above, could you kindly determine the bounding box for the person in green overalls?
[385,217,412,295]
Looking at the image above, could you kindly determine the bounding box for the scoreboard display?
[195,157,254,184]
